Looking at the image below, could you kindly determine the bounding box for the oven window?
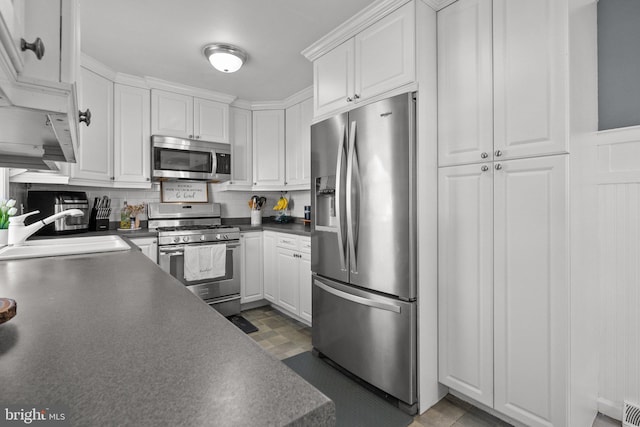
[155,148,212,173]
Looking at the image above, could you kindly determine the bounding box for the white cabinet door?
[262,231,277,302]
[493,155,568,427]
[252,109,285,187]
[151,90,193,138]
[493,0,568,160]
[437,0,493,166]
[285,97,312,188]
[194,97,229,143]
[355,2,415,101]
[130,237,157,264]
[299,251,312,324]
[438,163,494,407]
[276,247,299,315]
[241,232,263,303]
[113,83,150,187]
[20,0,61,82]
[230,107,252,187]
[313,39,354,117]
[72,67,113,182]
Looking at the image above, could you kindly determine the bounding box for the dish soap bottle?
[120,201,130,229]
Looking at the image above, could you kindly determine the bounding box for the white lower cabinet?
[438,155,569,427]
[241,232,263,304]
[262,231,311,324]
[263,231,277,303]
[129,237,157,264]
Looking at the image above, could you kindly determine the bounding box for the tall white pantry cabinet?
[436,0,597,426]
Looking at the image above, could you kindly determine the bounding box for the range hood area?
[0,106,77,170]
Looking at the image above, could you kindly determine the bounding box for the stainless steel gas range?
[149,202,241,316]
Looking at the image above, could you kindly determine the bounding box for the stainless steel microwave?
[151,135,231,181]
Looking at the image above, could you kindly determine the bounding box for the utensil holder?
[251,210,262,226]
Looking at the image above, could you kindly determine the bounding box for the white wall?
[595,127,640,419]
[571,0,640,420]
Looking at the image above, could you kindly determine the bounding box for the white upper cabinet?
[151,89,229,143]
[438,162,494,407]
[285,97,312,188]
[252,109,285,187]
[113,83,151,185]
[313,39,355,117]
[68,60,151,189]
[71,66,113,183]
[355,2,415,101]
[151,90,192,137]
[313,2,415,118]
[229,107,253,187]
[194,97,229,143]
[0,0,79,85]
[438,0,568,167]
[493,0,568,160]
[437,0,493,166]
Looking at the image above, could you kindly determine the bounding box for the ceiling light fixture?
[203,44,247,73]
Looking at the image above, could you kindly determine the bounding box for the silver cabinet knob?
[353,94,360,100]
[346,97,353,102]
[495,150,503,157]
[481,165,489,172]
[189,134,194,139]
[21,37,45,59]
[481,152,488,159]
[495,163,502,170]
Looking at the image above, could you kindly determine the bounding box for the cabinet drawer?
[276,234,298,250]
[299,237,311,254]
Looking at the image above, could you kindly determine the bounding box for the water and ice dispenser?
[315,175,337,228]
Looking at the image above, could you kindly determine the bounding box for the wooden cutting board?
[0,298,16,324]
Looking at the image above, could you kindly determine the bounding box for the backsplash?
[9,182,310,222]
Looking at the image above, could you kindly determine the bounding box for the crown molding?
[81,53,117,81]
[302,0,411,62]
[234,86,313,110]
[145,76,237,104]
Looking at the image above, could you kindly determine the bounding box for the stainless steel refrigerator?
[311,92,417,413]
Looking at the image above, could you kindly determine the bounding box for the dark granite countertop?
[0,246,334,426]
[224,218,311,236]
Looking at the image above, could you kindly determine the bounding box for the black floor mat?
[283,351,413,427]
[227,315,258,334]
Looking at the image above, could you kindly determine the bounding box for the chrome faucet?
[7,209,85,246]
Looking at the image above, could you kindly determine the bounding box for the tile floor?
[241,306,622,427]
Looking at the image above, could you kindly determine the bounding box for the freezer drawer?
[312,275,417,406]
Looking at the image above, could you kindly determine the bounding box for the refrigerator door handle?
[334,124,347,272]
[346,121,358,274]
[314,279,401,313]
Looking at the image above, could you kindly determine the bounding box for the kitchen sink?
[0,235,131,261]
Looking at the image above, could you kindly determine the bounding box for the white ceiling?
[80,0,377,102]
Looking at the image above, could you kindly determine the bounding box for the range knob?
[222,234,229,240]
[173,237,180,243]
[182,236,189,243]
[200,235,206,241]
[216,234,221,240]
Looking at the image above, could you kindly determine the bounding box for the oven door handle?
[159,248,184,255]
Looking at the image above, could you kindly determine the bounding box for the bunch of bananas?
[273,196,289,211]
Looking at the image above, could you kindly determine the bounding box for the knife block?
[89,208,110,231]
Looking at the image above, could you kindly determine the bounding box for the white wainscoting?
[596,126,640,420]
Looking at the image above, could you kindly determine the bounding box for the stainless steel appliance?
[311,92,417,413]
[26,191,90,235]
[149,202,241,316]
[151,135,231,182]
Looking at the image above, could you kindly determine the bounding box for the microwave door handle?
[346,120,357,274]
[334,124,347,272]
[211,152,216,175]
